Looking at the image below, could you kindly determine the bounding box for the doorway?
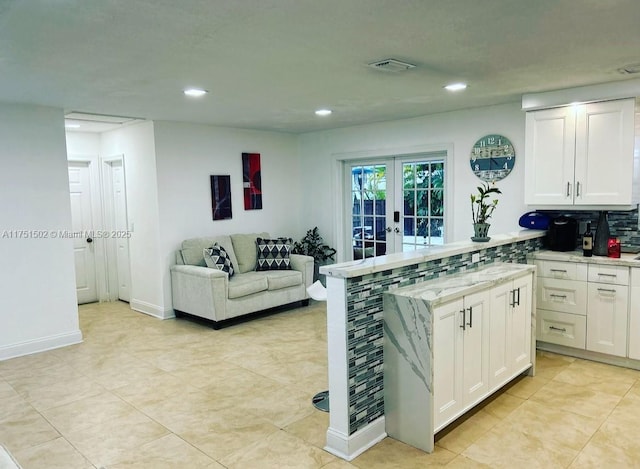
[346,152,447,260]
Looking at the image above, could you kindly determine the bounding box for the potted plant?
[292,227,337,282]
[470,182,502,241]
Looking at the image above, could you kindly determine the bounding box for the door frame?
[332,143,454,262]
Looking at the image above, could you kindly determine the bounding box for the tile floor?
[1,301,640,468]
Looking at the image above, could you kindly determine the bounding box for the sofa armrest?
[290,254,315,290]
[170,265,228,321]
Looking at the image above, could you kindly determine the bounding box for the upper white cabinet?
[525,98,636,206]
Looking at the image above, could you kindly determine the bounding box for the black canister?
[593,211,610,256]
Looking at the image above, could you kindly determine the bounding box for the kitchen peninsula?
[320,230,545,461]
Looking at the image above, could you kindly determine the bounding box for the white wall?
[101,122,165,317]
[153,121,301,311]
[0,103,82,359]
[298,102,528,260]
[66,132,100,157]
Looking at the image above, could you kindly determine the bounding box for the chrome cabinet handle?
[550,293,567,299]
[597,273,617,278]
[566,182,571,197]
[550,269,567,273]
[597,288,616,293]
[467,307,473,328]
[576,181,581,197]
[549,325,567,333]
[515,287,521,306]
[460,309,466,330]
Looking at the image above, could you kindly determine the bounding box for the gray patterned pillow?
[203,243,235,277]
[255,237,293,271]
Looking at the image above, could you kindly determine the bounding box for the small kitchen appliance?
[547,216,578,251]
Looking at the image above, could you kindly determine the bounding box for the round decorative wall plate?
[470,134,515,182]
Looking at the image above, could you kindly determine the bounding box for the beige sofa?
[170,232,314,328]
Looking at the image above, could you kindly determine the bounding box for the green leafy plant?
[470,182,502,224]
[292,227,337,264]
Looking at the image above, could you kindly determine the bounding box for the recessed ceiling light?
[315,109,332,116]
[65,123,80,129]
[444,83,468,92]
[184,88,208,97]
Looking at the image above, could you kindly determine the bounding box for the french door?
[348,153,446,260]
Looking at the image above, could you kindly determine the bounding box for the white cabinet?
[525,98,635,206]
[433,290,489,430]
[488,275,532,390]
[586,264,629,357]
[534,255,632,360]
[629,268,640,360]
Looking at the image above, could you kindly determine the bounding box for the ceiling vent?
[618,63,640,75]
[368,58,416,72]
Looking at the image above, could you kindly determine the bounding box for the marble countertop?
[529,250,640,268]
[384,262,536,307]
[320,230,546,279]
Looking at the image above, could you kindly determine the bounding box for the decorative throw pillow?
[255,237,293,271]
[203,243,235,277]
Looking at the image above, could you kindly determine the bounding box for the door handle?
[460,309,466,330]
[86,237,93,243]
[394,227,400,234]
[385,227,392,233]
[467,307,473,328]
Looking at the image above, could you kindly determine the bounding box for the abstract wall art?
[210,175,232,220]
[242,152,262,210]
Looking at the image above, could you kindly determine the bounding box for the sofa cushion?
[231,232,269,274]
[227,272,268,299]
[255,237,293,271]
[180,235,238,268]
[264,270,302,290]
[203,244,235,277]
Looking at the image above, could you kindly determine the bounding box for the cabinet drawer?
[537,309,586,349]
[536,278,587,315]
[588,264,629,286]
[536,260,587,281]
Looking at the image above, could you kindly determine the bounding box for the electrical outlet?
[472,253,480,263]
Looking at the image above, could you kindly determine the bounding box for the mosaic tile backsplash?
[345,236,545,434]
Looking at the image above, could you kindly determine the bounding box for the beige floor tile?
[503,374,548,399]
[569,429,640,468]
[352,437,457,468]
[61,409,170,467]
[218,429,337,469]
[241,381,316,428]
[445,454,494,468]
[498,400,602,451]
[552,358,640,396]
[436,409,500,454]
[462,426,579,469]
[0,407,60,454]
[41,391,137,435]
[534,350,575,381]
[112,371,204,409]
[21,375,106,412]
[12,437,93,469]
[1,361,87,395]
[175,407,280,460]
[478,390,525,420]
[529,379,621,420]
[105,433,218,468]
[0,383,32,421]
[283,409,330,449]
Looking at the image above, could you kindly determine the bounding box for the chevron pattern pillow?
[203,243,235,277]
[255,237,293,271]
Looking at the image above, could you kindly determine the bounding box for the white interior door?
[68,162,98,304]
[111,160,131,301]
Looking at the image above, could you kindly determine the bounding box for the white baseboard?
[130,299,173,319]
[324,417,387,461]
[0,330,83,361]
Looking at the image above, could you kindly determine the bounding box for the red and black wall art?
[242,152,262,210]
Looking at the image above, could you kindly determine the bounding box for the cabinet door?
[629,268,640,360]
[510,274,533,372]
[574,99,635,205]
[462,290,490,407]
[433,299,464,430]
[488,282,511,390]
[524,107,576,205]
[586,283,629,357]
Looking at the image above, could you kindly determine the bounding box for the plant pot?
[471,223,491,242]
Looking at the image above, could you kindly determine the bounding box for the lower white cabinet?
[433,290,490,430]
[627,268,640,360]
[488,275,533,390]
[384,264,535,453]
[586,282,628,357]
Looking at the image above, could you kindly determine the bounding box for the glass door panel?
[351,164,389,259]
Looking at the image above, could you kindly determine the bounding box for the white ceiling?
[2,0,640,134]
